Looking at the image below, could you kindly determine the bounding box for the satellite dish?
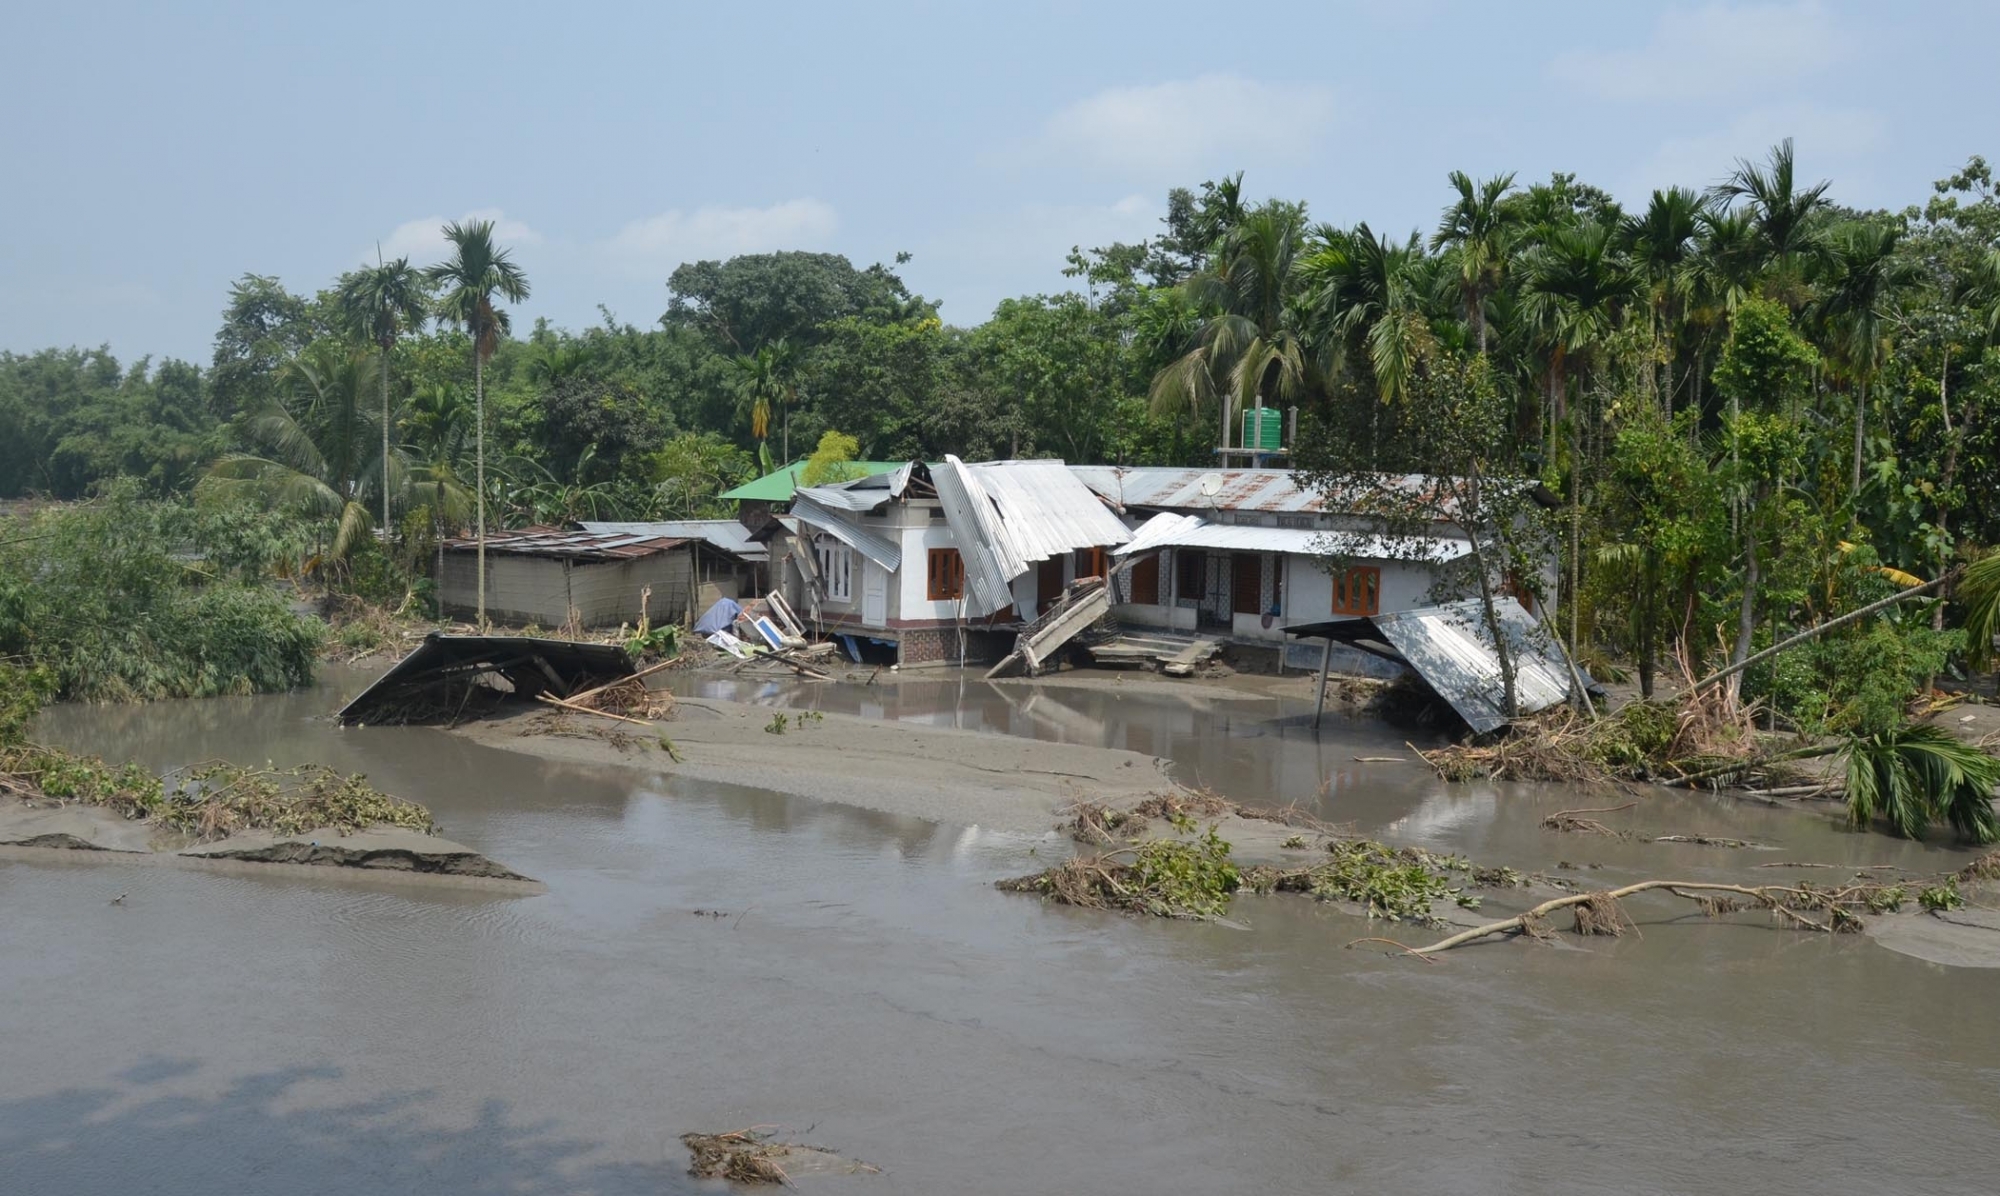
[1197,472,1224,499]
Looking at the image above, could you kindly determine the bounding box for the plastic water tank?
[1241,406,1282,451]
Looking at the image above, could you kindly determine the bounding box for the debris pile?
[680,1127,880,1186]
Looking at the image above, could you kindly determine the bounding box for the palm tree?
[1149,205,1314,453]
[1808,221,1921,507]
[1708,138,1831,298]
[1431,171,1516,352]
[199,342,395,563]
[1298,222,1438,408]
[731,338,799,462]
[1518,220,1638,428]
[426,220,530,627]
[334,256,430,540]
[1619,188,1704,414]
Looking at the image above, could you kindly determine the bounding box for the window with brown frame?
[1074,546,1106,579]
[1331,566,1381,616]
[1129,553,1160,605]
[926,548,965,601]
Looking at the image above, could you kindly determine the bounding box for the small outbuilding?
[437,526,693,629]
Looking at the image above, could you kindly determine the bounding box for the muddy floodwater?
[6,667,1999,1193]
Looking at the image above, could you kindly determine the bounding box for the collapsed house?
[337,634,637,726]
[579,519,769,601]
[761,458,1132,666]
[437,525,753,629]
[1071,466,1557,673]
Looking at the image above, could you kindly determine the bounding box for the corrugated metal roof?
[579,520,768,561]
[717,460,906,502]
[932,456,1028,616]
[1297,599,1571,734]
[1072,465,1474,518]
[965,460,1133,560]
[442,526,686,562]
[1111,512,1470,562]
[1071,466,1325,513]
[929,458,1134,617]
[788,494,902,571]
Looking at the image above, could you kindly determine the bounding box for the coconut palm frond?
[1961,551,2000,671]
[1844,724,2000,843]
[198,455,346,517]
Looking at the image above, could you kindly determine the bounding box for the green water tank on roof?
[1241,406,1282,452]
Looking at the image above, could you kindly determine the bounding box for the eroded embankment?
[450,696,1175,834]
[0,798,535,882]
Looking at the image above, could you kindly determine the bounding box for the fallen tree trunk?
[1402,879,1865,955]
[1690,569,1958,696]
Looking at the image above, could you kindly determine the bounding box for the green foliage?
[0,488,322,702]
[1310,840,1468,925]
[764,712,789,735]
[651,432,752,519]
[627,623,679,658]
[1128,825,1242,919]
[0,662,55,745]
[4,738,434,842]
[1757,619,1958,736]
[798,431,863,488]
[1713,297,1820,413]
[1843,723,2000,843]
[1919,878,1965,912]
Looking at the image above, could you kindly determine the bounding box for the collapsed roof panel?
[1292,599,1573,734]
[337,634,637,726]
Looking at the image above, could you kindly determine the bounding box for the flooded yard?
[4,668,1997,1193]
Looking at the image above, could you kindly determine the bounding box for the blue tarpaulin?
[692,597,743,636]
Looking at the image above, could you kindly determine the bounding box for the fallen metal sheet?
[337,634,636,726]
[961,460,1132,563]
[935,456,1132,618]
[788,494,902,571]
[1111,511,1469,562]
[1290,599,1572,733]
[932,455,1029,616]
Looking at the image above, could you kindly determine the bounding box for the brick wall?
[898,627,1010,667]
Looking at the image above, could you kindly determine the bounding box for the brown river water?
[5,667,1998,1193]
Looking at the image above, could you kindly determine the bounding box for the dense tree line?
[5,142,2000,733]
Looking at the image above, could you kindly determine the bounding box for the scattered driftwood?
[1541,802,1636,836]
[1651,834,1761,848]
[534,694,654,727]
[1390,878,1894,956]
[680,1127,880,1187]
[1062,791,1343,845]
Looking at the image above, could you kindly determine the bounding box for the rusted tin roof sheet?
[579,520,768,561]
[441,526,686,562]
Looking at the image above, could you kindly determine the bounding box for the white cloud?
[371,208,541,265]
[604,199,838,271]
[1629,103,1885,195]
[1030,75,1336,177]
[1549,3,1850,103]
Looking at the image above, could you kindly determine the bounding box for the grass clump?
[998,824,1241,919]
[4,740,436,842]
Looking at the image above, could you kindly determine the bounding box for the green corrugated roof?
[719,460,906,503]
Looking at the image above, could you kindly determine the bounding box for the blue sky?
[3,1,1994,364]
